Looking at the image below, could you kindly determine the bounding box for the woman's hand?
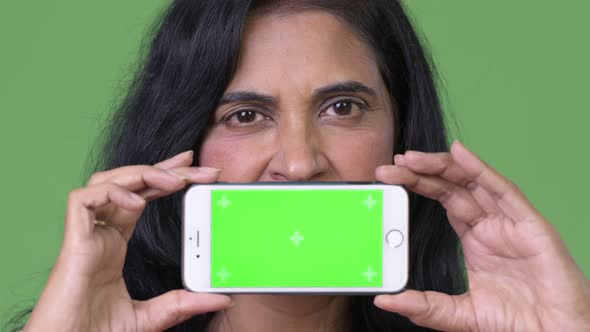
[374,141,590,332]
[25,151,232,332]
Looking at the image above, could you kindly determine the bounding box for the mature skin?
[200,11,394,332]
[24,10,590,332]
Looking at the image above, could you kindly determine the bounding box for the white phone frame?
[182,183,409,294]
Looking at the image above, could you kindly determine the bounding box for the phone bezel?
[182,182,408,294]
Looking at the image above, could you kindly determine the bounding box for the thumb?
[374,290,474,332]
[134,290,232,331]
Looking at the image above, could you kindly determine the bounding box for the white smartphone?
[182,182,409,294]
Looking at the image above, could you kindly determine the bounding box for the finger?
[396,151,501,216]
[65,183,146,240]
[134,290,232,332]
[376,165,484,236]
[89,167,188,225]
[87,150,193,186]
[450,140,539,221]
[137,166,221,200]
[96,166,188,197]
[95,167,220,236]
[374,290,474,332]
[91,165,219,201]
[396,151,469,185]
[154,150,194,168]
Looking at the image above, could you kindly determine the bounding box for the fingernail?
[199,167,222,174]
[167,170,188,182]
[169,150,194,161]
[177,150,194,159]
[394,154,405,166]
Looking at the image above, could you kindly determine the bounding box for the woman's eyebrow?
[219,91,278,106]
[312,80,377,98]
[218,80,376,106]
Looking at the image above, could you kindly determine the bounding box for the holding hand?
[374,141,590,331]
[25,151,232,332]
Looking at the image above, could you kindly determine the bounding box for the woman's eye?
[225,110,267,126]
[323,100,365,117]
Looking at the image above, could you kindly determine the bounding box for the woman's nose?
[267,122,329,182]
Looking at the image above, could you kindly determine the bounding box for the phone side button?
[385,230,404,248]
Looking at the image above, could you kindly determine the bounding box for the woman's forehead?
[224,10,383,98]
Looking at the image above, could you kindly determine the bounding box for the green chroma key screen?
[210,189,383,287]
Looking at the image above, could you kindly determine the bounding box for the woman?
[21,0,590,331]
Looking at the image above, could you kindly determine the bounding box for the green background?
[210,190,382,287]
[1,0,588,324]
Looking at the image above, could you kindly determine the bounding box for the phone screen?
[210,189,383,288]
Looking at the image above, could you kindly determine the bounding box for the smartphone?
[182,182,409,294]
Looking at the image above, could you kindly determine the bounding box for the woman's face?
[199,11,395,182]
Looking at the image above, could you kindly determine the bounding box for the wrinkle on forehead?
[226,10,382,100]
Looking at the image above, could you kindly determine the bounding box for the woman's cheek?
[322,130,393,180]
[199,132,273,182]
